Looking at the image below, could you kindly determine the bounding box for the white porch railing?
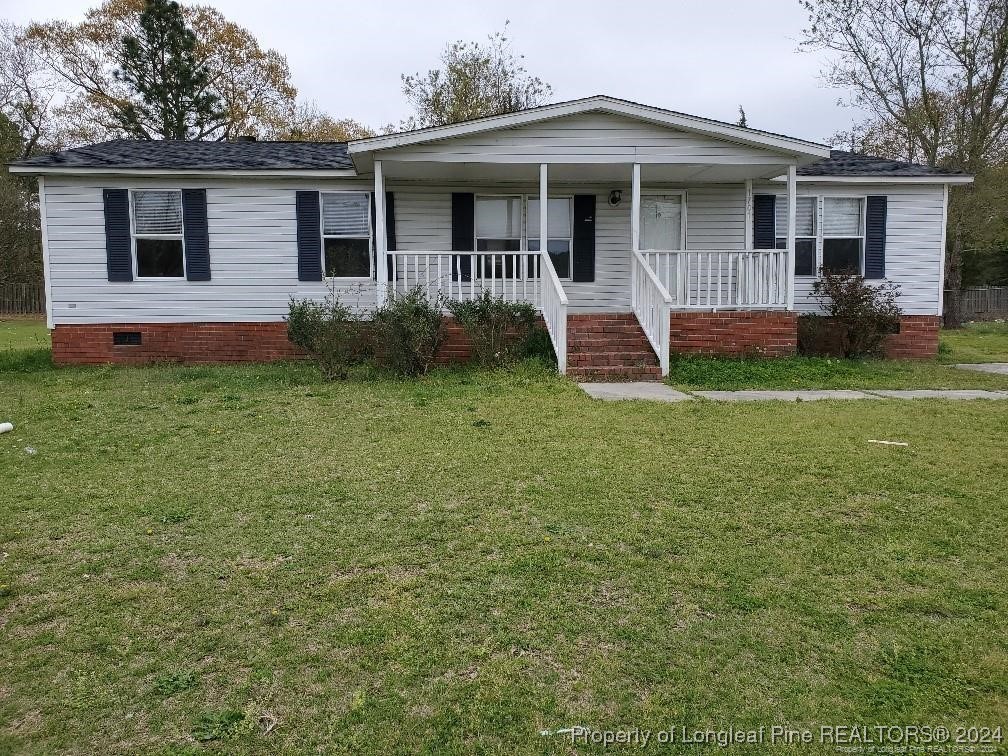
[640,249,789,309]
[631,250,672,376]
[387,251,568,373]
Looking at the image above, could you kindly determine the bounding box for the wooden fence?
[953,286,1008,321]
[0,283,45,316]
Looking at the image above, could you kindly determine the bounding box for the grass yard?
[940,320,1008,364]
[668,321,1008,391]
[1,322,1007,753]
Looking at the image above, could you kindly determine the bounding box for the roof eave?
[772,173,974,184]
[7,165,359,178]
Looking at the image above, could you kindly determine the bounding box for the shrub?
[372,287,445,376]
[807,272,902,358]
[521,324,557,366]
[286,296,366,380]
[446,292,538,367]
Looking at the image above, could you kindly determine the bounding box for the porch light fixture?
[608,190,622,207]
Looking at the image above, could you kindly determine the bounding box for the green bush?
[521,325,557,366]
[372,287,445,376]
[446,292,538,367]
[806,272,902,358]
[286,296,367,380]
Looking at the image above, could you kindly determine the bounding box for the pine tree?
[113,0,225,140]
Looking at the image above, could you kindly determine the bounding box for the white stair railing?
[641,249,789,309]
[631,249,673,377]
[538,251,568,374]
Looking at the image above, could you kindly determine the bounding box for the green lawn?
[667,321,1008,391]
[940,320,1008,363]
[1,322,1007,753]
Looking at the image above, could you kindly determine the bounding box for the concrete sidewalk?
[954,363,1008,375]
[579,383,1008,402]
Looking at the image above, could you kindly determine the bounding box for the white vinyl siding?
[43,177,377,323]
[780,183,945,315]
[41,178,946,323]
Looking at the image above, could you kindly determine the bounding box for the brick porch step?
[565,313,662,382]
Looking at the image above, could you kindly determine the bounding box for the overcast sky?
[2,0,864,143]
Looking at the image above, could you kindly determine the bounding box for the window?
[475,196,523,252]
[322,192,372,278]
[131,190,184,278]
[775,196,817,276]
[527,197,573,278]
[822,197,865,274]
[639,195,684,250]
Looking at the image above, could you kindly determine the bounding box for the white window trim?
[320,190,374,281]
[638,191,687,252]
[775,194,817,277]
[129,188,186,280]
[820,195,867,276]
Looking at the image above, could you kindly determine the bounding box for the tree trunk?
[944,221,964,328]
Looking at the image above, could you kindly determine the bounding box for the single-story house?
[9,96,972,379]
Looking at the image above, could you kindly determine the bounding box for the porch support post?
[374,159,388,305]
[744,179,753,250]
[786,163,796,310]
[631,162,641,252]
[539,163,548,257]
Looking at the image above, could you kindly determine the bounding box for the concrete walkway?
[579,383,693,402]
[954,362,1008,375]
[579,383,1008,402]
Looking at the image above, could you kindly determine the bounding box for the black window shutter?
[864,195,887,279]
[572,194,596,282]
[753,194,776,249]
[182,189,210,281]
[103,188,132,282]
[370,192,397,282]
[296,190,322,282]
[451,192,474,280]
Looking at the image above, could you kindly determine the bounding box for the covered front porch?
[368,158,801,377]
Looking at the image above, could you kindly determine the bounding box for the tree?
[0,22,64,158]
[113,0,225,139]
[0,112,42,286]
[398,23,551,130]
[18,0,368,145]
[736,105,747,127]
[802,0,1008,326]
[265,101,374,142]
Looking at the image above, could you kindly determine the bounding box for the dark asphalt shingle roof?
[798,150,968,178]
[10,139,353,170]
[10,142,967,180]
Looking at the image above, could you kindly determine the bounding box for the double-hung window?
[131,189,184,278]
[322,192,372,278]
[475,196,523,252]
[776,196,817,276]
[822,197,865,275]
[527,197,573,278]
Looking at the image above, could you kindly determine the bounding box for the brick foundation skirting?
[51,318,484,366]
[668,311,799,357]
[50,312,939,366]
[884,315,941,359]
